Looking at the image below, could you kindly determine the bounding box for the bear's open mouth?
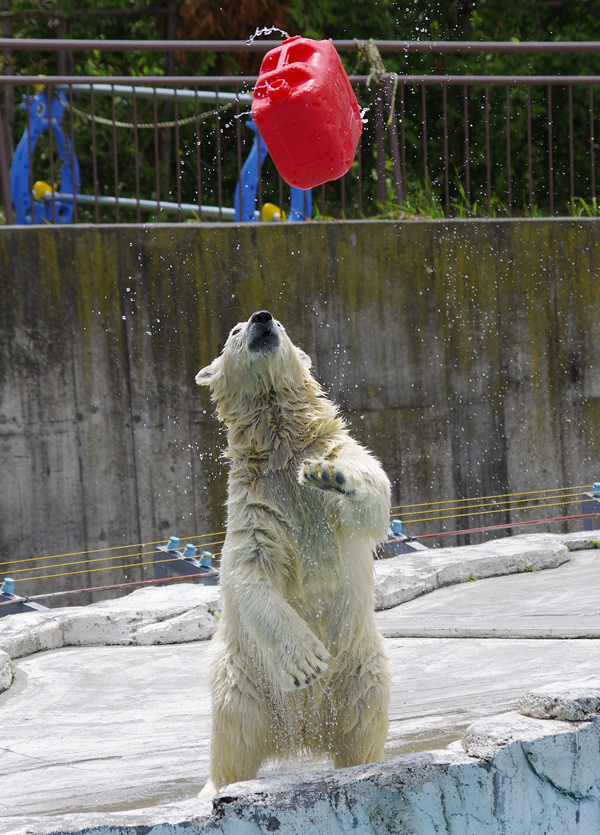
[247,321,280,353]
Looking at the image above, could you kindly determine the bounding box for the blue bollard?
[390,519,403,536]
[166,536,180,552]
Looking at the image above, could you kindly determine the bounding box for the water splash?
[247,25,290,45]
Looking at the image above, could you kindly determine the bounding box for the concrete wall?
[1,219,600,602]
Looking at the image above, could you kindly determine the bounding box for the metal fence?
[1,39,600,224]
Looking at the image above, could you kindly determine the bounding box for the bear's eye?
[231,327,241,336]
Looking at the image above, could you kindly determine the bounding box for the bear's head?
[196,310,317,422]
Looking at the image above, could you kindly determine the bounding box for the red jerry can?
[251,36,362,190]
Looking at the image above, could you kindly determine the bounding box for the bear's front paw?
[275,633,331,693]
[299,460,355,496]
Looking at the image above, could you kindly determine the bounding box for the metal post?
[0,84,14,224]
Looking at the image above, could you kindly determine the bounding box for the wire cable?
[0,530,226,568]
[397,491,588,519]
[391,483,592,511]
[397,497,588,526]
[5,540,226,575]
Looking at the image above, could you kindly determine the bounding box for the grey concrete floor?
[1,549,599,825]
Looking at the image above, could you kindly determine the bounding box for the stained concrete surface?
[1,544,599,834]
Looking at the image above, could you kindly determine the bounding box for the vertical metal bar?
[421,84,428,187]
[548,84,554,215]
[235,84,242,223]
[47,85,57,224]
[256,99,262,219]
[67,83,77,223]
[215,86,222,221]
[153,87,161,221]
[111,84,119,223]
[590,85,596,204]
[90,85,99,223]
[25,83,35,224]
[174,88,182,222]
[400,82,406,204]
[463,84,470,205]
[385,76,403,206]
[443,82,449,216]
[278,174,283,217]
[568,83,574,202]
[194,85,202,221]
[485,84,491,214]
[356,82,363,215]
[527,84,533,211]
[375,86,385,208]
[506,84,512,216]
[0,83,14,225]
[132,89,141,223]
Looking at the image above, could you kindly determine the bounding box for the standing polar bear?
[196,310,391,794]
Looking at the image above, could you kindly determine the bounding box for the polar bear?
[196,309,391,794]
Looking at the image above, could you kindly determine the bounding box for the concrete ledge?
[5,681,600,835]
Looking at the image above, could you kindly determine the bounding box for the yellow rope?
[391,484,592,511]
[396,497,586,526]
[0,531,226,568]
[16,552,224,583]
[399,491,588,518]
[5,541,227,575]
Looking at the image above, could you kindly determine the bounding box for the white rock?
[0,649,12,693]
[518,680,600,721]
[462,710,578,760]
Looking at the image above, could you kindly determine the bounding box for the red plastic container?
[251,36,362,190]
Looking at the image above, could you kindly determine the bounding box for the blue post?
[390,519,403,536]
[234,120,311,222]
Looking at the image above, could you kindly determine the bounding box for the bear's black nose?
[250,310,273,325]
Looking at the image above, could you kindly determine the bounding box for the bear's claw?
[300,460,354,495]
[274,633,332,692]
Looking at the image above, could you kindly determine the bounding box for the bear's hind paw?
[300,460,355,496]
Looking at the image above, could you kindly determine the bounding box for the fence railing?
[1,39,600,224]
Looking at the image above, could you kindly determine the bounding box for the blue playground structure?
[10,89,80,225]
[9,86,311,224]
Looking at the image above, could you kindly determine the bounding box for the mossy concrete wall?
[1,219,599,603]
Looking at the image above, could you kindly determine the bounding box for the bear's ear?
[297,349,312,370]
[195,356,223,386]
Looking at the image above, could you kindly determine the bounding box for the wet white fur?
[196,313,391,795]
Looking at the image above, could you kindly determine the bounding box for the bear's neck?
[224,384,346,476]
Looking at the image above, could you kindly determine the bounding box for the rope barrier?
[0,530,226,568]
[391,483,592,511]
[397,497,588,526]
[69,100,235,130]
[14,550,223,583]
[411,511,600,540]
[398,491,588,519]
[6,541,226,575]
